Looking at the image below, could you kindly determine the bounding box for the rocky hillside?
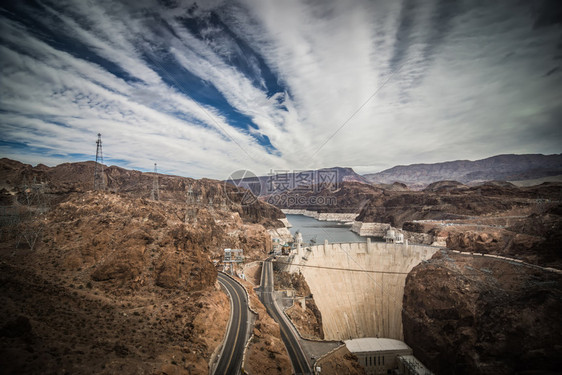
[274,271,324,340]
[0,158,285,229]
[403,250,562,375]
[355,182,558,227]
[262,181,383,214]
[0,157,291,374]
[0,191,229,374]
[359,182,562,267]
[363,154,562,188]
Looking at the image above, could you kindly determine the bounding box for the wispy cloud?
[0,0,560,179]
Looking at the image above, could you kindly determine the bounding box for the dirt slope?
[0,189,282,374]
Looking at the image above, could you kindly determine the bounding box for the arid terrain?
[315,345,366,375]
[0,159,290,374]
[358,181,562,268]
[2,157,561,375]
[1,191,227,374]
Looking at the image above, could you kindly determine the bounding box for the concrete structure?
[287,240,438,340]
[295,231,303,257]
[345,338,413,375]
[397,355,433,375]
[223,248,244,274]
[385,229,404,244]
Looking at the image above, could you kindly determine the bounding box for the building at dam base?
[287,239,438,341]
[344,338,433,375]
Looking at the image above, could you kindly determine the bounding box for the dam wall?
[282,209,357,222]
[289,241,438,341]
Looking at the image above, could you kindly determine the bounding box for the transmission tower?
[93,133,105,190]
[151,163,159,201]
[185,185,198,224]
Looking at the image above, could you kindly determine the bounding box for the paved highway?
[259,258,312,375]
[215,272,249,375]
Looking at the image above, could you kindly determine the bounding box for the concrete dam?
[287,240,438,341]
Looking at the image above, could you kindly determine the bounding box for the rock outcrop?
[0,181,285,373]
[263,181,382,214]
[316,345,366,375]
[403,250,562,375]
[0,158,285,228]
[274,271,324,340]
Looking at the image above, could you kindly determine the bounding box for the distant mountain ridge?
[363,154,562,188]
[230,166,369,196]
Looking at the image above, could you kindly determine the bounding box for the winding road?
[215,272,249,375]
[259,258,312,375]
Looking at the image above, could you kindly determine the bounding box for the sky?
[1,0,561,179]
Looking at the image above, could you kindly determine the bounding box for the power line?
[276,260,409,275]
[309,56,411,160]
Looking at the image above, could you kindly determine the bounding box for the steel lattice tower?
[185,185,197,223]
[93,133,105,190]
[151,163,159,201]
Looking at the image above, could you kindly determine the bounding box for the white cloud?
[0,0,560,179]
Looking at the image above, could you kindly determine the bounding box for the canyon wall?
[403,250,562,374]
[288,241,438,340]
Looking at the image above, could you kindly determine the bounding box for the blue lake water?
[285,214,372,244]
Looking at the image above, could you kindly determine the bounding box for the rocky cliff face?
[263,181,382,214]
[355,183,562,266]
[403,250,562,375]
[363,153,562,188]
[0,157,289,374]
[355,188,522,227]
[0,191,231,374]
[275,271,324,340]
[0,158,285,228]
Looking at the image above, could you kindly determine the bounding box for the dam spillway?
[288,240,438,340]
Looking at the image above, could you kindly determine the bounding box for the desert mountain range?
[363,153,562,188]
[234,153,562,192]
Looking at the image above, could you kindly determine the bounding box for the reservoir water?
[285,214,371,244]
